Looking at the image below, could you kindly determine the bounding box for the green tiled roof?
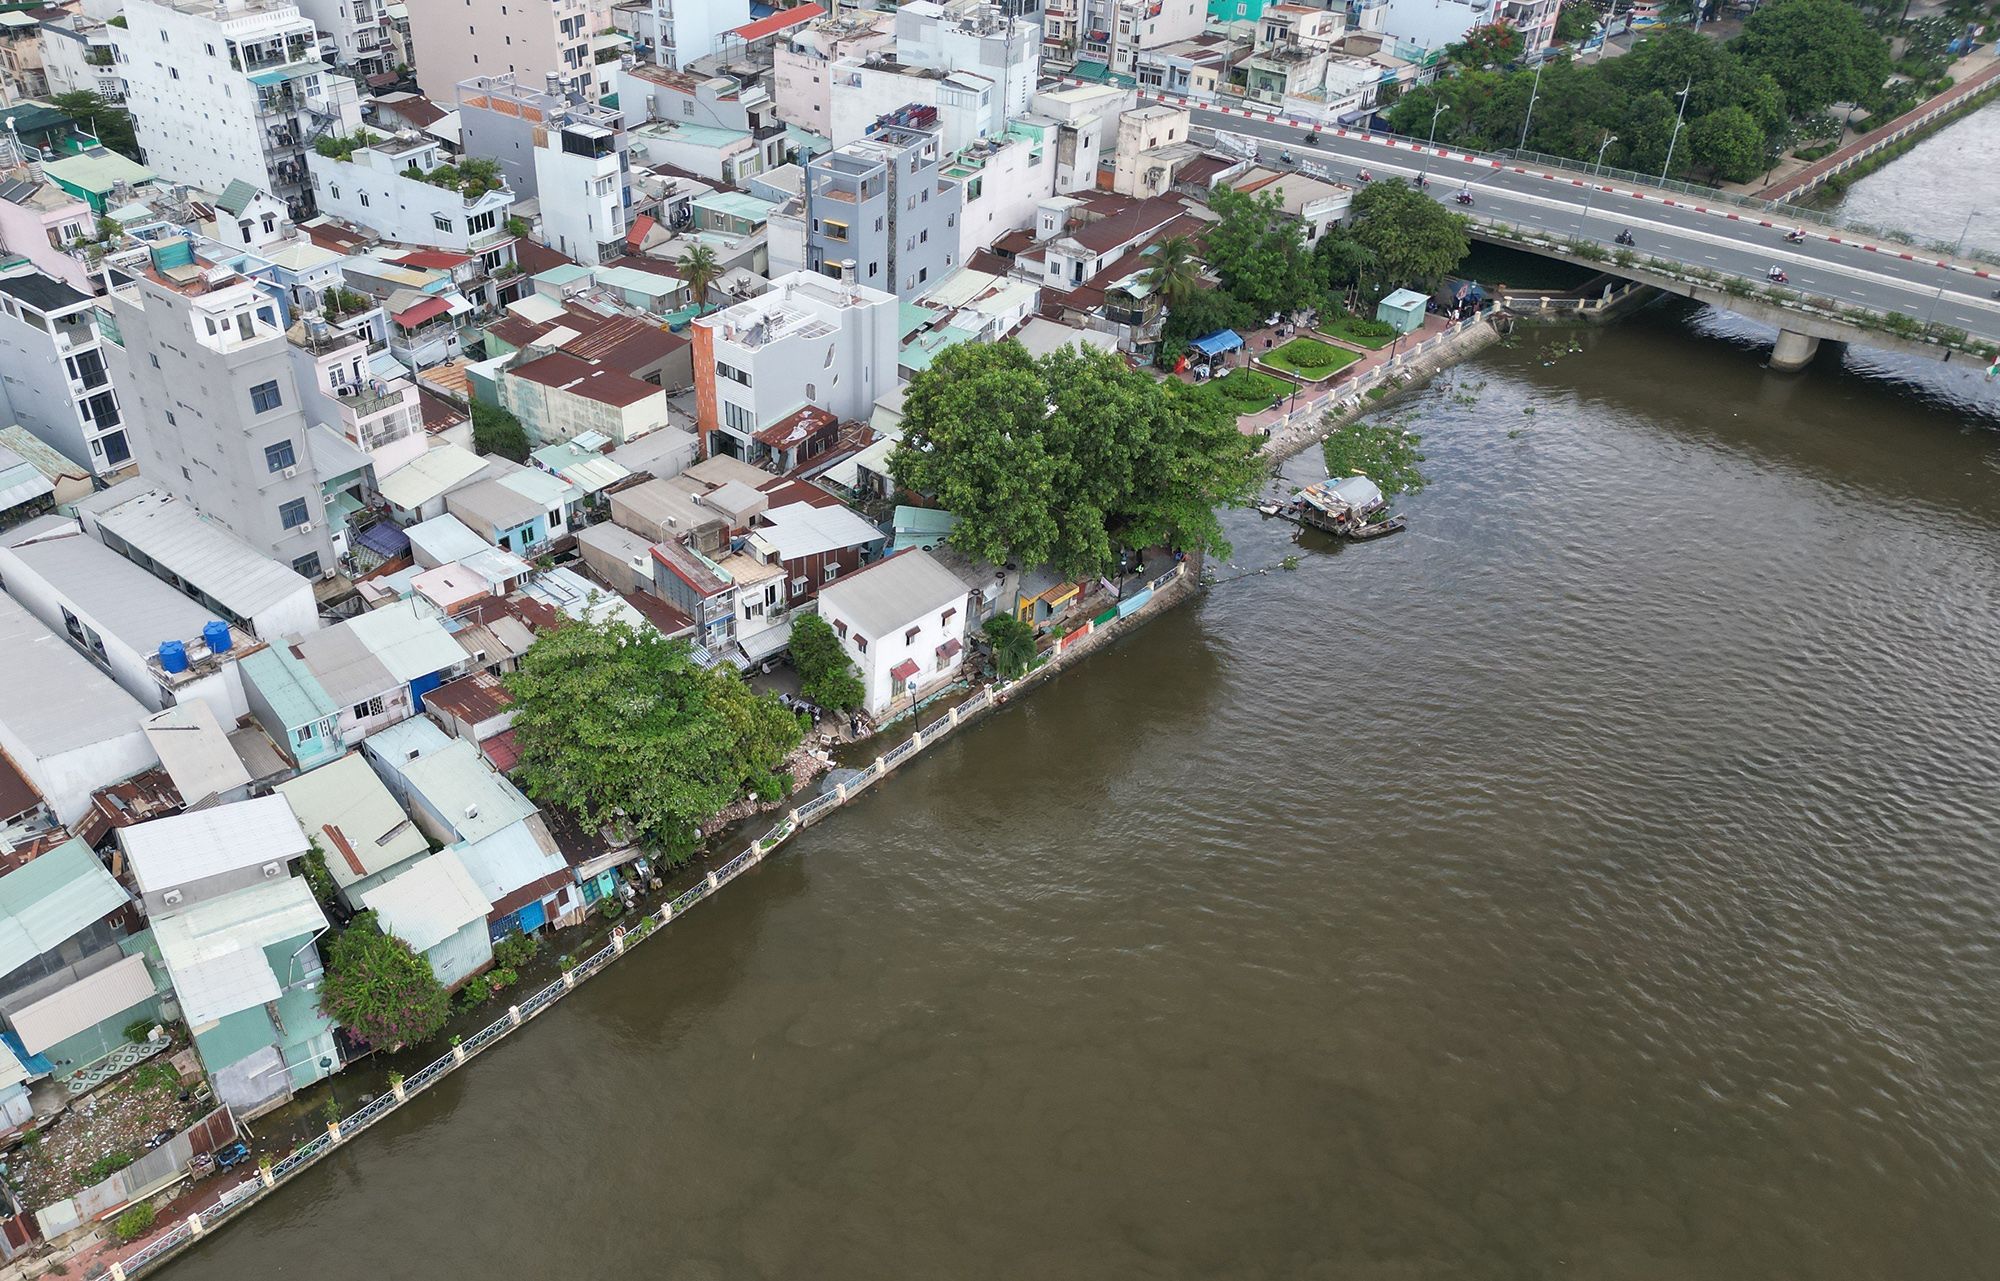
[215,178,258,216]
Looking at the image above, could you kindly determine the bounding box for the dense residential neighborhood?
[0,0,1974,1264]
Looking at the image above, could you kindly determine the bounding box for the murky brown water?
[165,307,2000,1278]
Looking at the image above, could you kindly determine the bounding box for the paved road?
[1183,104,2000,346]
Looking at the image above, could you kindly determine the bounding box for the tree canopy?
[1734,0,1892,116]
[319,912,449,1049]
[1384,12,1889,182]
[1204,186,1320,320]
[505,613,804,853]
[1338,180,1471,297]
[49,92,139,163]
[788,612,865,710]
[890,341,1263,580]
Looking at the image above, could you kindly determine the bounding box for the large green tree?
[1734,0,1891,115]
[1204,186,1319,320]
[787,612,865,710]
[890,341,1262,580]
[1345,180,1471,298]
[49,91,139,162]
[319,912,449,1048]
[506,613,804,853]
[1688,105,1766,182]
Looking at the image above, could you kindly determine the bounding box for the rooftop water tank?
[158,640,188,674]
[203,620,232,654]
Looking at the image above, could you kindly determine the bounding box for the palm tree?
[681,244,721,311]
[983,615,1037,679]
[1141,235,1203,308]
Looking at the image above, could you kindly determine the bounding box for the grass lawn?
[1262,336,1362,380]
[1212,367,1290,415]
[1317,316,1400,350]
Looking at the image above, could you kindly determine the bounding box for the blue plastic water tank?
[158,640,189,673]
[203,620,232,654]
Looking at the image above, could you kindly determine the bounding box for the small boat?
[1347,514,1407,539]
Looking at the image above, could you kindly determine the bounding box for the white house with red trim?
[814,549,971,716]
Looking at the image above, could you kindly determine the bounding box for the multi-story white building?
[691,270,898,461]
[405,0,604,106]
[38,11,123,103]
[771,9,895,131]
[287,315,428,481]
[895,0,1039,123]
[532,99,630,266]
[945,125,1058,262]
[620,0,749,70]
[289,0,397,77]
[120,0,363,219]
[1043,0,1207,78]
[815,549,971,716]
[0,262,131,476]
[307,132,516,253]
[1029,83,1130,195]
[103,246,338,579]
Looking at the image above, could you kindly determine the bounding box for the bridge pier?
[1769,329,1821,373]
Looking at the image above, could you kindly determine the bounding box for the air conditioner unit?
[282,465,297,479]
[262,861,283,878]
[162,889,184,906]
[464,803,479,820]
[299,521,314,533]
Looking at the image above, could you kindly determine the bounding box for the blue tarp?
[1189,329,1243,357]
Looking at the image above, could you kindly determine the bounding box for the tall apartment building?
[406,0,604,107]
[622,0,750,70]
[0,262,130,476]
[803,105,962,300]
[690,270,898,460]
[121,0,362,219]
[289,0,398,77]
[103,245,337,580]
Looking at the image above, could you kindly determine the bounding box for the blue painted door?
[409,671,445,711]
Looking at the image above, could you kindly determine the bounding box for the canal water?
[164,143,2000,1276]
[163,301,2000,1280]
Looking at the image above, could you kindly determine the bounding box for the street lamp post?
[1518,58,1544,151]
[1419,101,1450,187]
[1581,133,1618,232]
[1659,77,1693,185]
[1922,208,1981,336]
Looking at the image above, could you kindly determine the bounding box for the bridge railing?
[1490,147,2000,266]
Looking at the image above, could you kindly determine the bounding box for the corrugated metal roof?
[405,513,490,566]
[362,715,453,771]
[2,529,229,659]
[0,838,130,980]
[0,447,53,512]
[152,877,326,1025]
[275,755,429,890]
[378,444,489,510]
[757,501,883,560]
[121,795,309,896]
[91,491,311,623]
[347,600,467,683]
[10,952,155,1055]
[451,820,566,904]
[361,849,491,952]
[237,646,340,730]
[402,740,534,843]
[0,591,152,760]
[817,549,969,639]
[496,466,583,510]
[294,619,398,707]
[142,700,252,807]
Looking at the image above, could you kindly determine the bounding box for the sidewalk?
[1752,55,2000,201]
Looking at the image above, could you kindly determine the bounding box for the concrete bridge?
[1174,100,2000,372]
